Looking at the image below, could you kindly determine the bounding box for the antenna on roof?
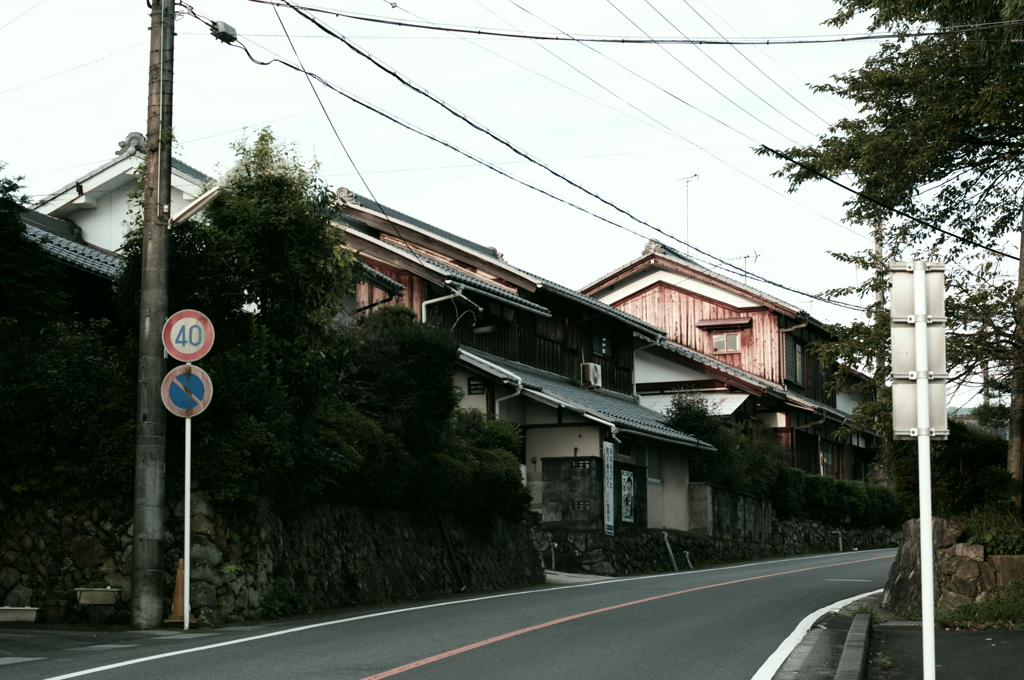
[677,174,699,257]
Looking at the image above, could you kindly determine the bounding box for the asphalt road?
[1,549,896,680]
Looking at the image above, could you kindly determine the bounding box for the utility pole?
[1009,209,1024,510]
[132,0,175,629]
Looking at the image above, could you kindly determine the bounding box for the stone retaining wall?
[1,494,543,624]
[882,517,1024,613]
[533,517,902,576]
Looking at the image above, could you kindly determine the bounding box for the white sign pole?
[913,263,936,680]
[184,414,192,631]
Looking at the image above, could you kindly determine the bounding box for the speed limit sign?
[162,309,215,362]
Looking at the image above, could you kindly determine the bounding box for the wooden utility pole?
[132,0,175,629]
[1009,211,1024,511]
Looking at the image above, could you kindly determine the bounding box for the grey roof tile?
[339,195,664,336]
[460,348,713,450]
[653,340,853,422]
[20,209,85,243]
[21,219,120,279]
[654,340,788,399]
[359,262,404,293]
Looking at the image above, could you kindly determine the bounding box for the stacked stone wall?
[1,494,543,624]
[533,517,901,576]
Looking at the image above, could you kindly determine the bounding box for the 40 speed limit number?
[162,309,215,362]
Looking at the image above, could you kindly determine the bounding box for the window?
[786,335,805,385]
[713,333,740,352]
[647,446,661,482]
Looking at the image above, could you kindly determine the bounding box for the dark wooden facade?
[358,262,639,396]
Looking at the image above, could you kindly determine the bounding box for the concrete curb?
[834,613,872,680]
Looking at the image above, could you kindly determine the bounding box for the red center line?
[360,555,891,680]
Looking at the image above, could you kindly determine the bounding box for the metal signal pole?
[132,0,175,629]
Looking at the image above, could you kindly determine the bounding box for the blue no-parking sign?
[161,364,213,418]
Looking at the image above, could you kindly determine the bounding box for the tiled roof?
[459,348,714,450]
[533,275,665,337]
[21,209,84,243]
[21,214,120,279]
[345,191,502,258]
[787,394,851,423]
[339,194,664,336]
[420,259,551,316]
[654,339,788,400]
[171,157,211,183]
[359,262,404,293]
[651,339,852,422]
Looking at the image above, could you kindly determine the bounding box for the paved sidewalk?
[773,591,1024,679]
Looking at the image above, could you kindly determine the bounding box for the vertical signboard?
[603,441,615,536]
[889,261,947,680]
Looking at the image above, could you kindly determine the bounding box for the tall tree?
[762,1,1024,508]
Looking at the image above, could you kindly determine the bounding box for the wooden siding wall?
[431,294,635,395]
[615,283,782,383]
[356,260,428,320]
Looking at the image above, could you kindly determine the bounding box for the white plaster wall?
[455,368,488,413]
[594,267,760,309]
[836,389,860,416]
[71,184,192,252]
[635,349,706,384]
[523,425,601,483]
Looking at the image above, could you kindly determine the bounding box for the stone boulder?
[4,584,33,607]
[882,517,966,613]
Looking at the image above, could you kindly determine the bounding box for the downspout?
[461,350,523,419]
[583,413,620,443]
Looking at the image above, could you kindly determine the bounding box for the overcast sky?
[3,0,891,329]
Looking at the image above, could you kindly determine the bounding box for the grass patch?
[849,604,879,625]
[935,585,1024,629]
[954,506,1024,555]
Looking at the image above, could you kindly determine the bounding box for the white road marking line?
[42,550,895,680]
[749,588,884,680]
[0,657,46,665]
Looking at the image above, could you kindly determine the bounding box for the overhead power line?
[214,26,864,311]
[242,1,1024,45]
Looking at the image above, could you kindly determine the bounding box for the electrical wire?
[761,145,1019,261]
[667,0,831,127]
[605,0,809,141]
[283,0,749,237]
[504,0,758,144]
[220,34,865,311]
[241,1,1024,45]
[0,43,144,98]
[0,0,49,34]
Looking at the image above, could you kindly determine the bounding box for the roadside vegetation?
[936,587,1024,630]
[666,394,905,529]
[0,131,529,526]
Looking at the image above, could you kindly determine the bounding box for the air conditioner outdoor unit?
[581,362,602,388]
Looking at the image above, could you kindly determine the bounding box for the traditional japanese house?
[581,241,880,481]
[334,190,713,534]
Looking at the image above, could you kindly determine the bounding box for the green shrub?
[936,586,1024,629]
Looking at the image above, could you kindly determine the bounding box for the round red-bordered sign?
[161,364,213,418]
[162,309,215,362]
